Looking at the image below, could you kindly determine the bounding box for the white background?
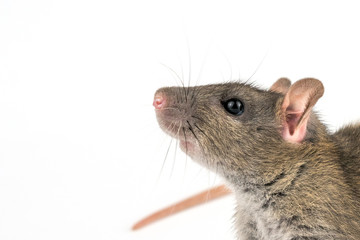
[1,1,360,240]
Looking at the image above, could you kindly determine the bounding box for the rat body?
[150,78,360,239]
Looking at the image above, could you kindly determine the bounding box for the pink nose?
[153,95,165,109]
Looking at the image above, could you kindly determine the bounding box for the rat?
[133,77,360,239]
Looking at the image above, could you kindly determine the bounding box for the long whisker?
[175,121,183,140]
[219,69,226,82]
[182,126,188,153]
[212,163,219,186]
[186,120,205,154]
[188,86,204,110]
[160,62,183,87]
[157,137,173,179]
[182,126,188,178]
[165,120,180,137]
[160,62,187,101]
[194,43,211,87]
[223,52,233,81]
[157,119,183,180]
[178,56,185,87]
[178,60,187,103]
[188,84,202,106]
[189,86,200,108]
[245,49,269,83]
[186,37,192,93]
[169,139,178,179]
[170,122,183,178]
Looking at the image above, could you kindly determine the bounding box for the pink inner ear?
[281,91,311,143]
[286,113,301,135]
[282,114,309,143]
[282,109,311,143]
[280,78,324,144]
[282,101,309,143]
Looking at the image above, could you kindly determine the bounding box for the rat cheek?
[179,140,192,152]
[179,140,201,156]
[179,140,206,160]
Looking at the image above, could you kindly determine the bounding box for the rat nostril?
[153,95,165,109]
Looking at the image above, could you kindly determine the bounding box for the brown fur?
[153,79,360,239]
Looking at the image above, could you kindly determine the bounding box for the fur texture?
[154,79,360,239]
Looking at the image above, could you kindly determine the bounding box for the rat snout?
[153,94,165,110]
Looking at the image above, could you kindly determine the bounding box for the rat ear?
[270,78,292,94]
[281,78,324,143]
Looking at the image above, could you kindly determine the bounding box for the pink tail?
[132,185,231,230]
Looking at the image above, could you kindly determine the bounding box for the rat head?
[153,78,324,179]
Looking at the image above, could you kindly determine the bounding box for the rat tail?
[132,185,231,230]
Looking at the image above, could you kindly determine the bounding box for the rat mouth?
[155,109,200,156]
[158,120,198,154]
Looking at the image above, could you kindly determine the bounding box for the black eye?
[222,98,244,116]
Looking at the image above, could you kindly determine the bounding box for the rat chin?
[179,140,197,156]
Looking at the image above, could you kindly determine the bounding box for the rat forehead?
[188,82,268,98]
[157,82,277,102]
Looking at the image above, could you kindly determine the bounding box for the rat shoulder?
[332,122,360,154]
[332,122,360,196]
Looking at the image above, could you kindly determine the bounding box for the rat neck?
[221,115,335,191]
